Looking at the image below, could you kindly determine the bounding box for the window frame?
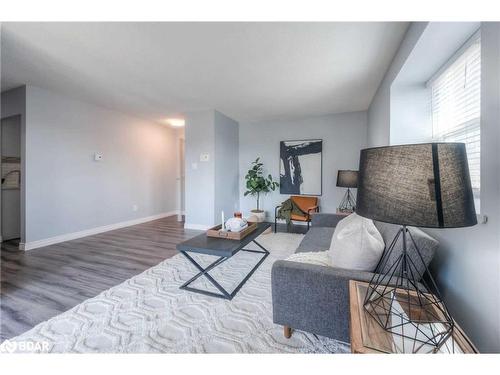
[426,29,481,213]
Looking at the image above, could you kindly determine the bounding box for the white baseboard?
[184,223,211,230]
[20,211,179,251]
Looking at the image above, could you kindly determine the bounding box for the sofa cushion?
[328,213,385,272]
[295,227,334,253]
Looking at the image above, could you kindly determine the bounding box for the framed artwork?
[279,139,322,196]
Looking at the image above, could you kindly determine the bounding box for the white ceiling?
[1,22,408,123]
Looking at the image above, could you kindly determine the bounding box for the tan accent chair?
[274,196,319,232]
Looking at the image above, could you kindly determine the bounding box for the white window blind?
[429,33,481,210]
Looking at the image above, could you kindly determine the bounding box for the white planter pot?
[250,210,266,222]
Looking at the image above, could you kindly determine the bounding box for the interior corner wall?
[390,83,432,145]
[22,85,179,244]
[367,22,500,352]
[214,110,239,223]
[184,110,216,228]
[367,23,428,147]
[239,111,368,220]
[184,109,240,229]
[1,86,26,243]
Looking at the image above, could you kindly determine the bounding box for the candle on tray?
[221,211,225,230]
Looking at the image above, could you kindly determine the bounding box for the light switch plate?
[200,153,210,162]
[191,162,198,170]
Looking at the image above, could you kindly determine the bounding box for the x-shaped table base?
[180,239,270,300]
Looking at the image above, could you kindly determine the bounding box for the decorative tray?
[206,222,257,240]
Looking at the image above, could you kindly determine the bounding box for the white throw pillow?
[329,213,384,272]
[286,251,332,267]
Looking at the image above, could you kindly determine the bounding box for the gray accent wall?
[239,112,368,219]
[367,22,500,352]
[20,86,179,243]
[184,109,239,228]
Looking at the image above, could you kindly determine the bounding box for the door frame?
[1,114,25,247]
[177,137,185,222]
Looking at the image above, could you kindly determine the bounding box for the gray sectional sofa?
[271,213,439,343]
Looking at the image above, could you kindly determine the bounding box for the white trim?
[20,211,179,251]
[184,223,211,230]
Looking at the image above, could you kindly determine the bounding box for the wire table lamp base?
[338,188,356,212]
[363,225,454,353]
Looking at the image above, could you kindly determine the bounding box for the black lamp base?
[363,225,454,353]
[338,188,356,212]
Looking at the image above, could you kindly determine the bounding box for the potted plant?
[244,158,279,222]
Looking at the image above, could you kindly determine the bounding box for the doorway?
[177,137,185,222]
[1,115,22,243]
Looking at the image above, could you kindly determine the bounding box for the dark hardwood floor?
[0,216,306,341]
[0,215,200,341]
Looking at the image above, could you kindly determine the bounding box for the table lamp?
[336,170,358,212]
[356,143,477,351]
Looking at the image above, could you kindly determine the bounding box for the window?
[429,32,481,212]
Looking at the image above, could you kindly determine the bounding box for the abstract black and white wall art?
[280,139,322,195]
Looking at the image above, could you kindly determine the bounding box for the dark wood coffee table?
[176,222,271,300]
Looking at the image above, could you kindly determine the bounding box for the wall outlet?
[94,153,103,161]
[200,153,210,162]
[132,204,138,212]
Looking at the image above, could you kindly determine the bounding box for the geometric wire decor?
[338,188,356,212]
[363,226,454,353]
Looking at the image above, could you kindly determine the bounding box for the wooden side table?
[349,280,478,353]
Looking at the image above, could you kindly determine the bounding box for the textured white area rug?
[2,232,350,353]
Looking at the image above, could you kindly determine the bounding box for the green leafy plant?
[244,157,279,211]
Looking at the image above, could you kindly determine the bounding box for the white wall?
[22,85,179,244]
[367,22,500,352]
[239,112,368,219]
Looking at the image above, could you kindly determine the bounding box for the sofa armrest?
[271,260,376,342]
[311,213,345,228]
